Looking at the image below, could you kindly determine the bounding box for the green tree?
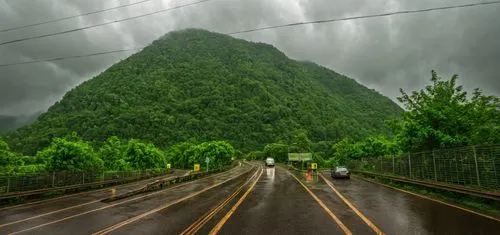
[331,138,361,164]
[291,131,312,153]
[394,70,500,151]
[37,137,104,172]
[165,139,198,169]
[245,150,264,161]
[98,136,130,171]
[0,138,23,175]
[263,143,288,162]
[190,141,235,169]
[124,139,166,170]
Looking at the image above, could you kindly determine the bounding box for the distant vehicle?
[265,157,275,167]
[331,166,350,179]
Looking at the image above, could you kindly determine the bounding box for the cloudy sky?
[0,0,499,116]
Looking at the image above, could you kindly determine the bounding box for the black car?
[331,166,350,179]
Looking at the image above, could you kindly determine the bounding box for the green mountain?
[5,29,402,155]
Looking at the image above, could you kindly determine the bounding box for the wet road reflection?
[218,165,343,235]
[265,167,275,181]
[322,173,500,235]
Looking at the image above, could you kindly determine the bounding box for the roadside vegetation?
[0,134,235,176]
[247,71,499,172]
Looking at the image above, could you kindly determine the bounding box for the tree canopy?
[36,136,104,172]
[327,71,500,162]
[189,141,235,170]
[98,136,130,171]
[393,70,500,152]
[124,139,166,170]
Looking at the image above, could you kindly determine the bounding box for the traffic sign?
[166,163,171,169]
[311,163,317,170]
[288,153,313,161]
[205,157,210,163]
[194,164,200,172]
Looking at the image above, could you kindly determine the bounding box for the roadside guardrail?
[352,170,500,201]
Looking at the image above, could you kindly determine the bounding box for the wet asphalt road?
[0,166,249,234]
[0,169,188,224]
[216,165,344,235]
[320,172,500,235]
[0,162,499,235]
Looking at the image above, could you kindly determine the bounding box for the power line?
[0,0,213,46]
[2,0,498,48]
[1,0,499,67]
[227,0,500,35]
[0,0,154,33]
[0,48,140,68]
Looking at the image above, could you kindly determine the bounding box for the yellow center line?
[353,175,500,223]
[319,173,385,235]
[92,167,257,235]
[7,168,244,235]
[187,170,260,235]
[181,168,261,235]
[208,167,263,235]
[289,171,352,235]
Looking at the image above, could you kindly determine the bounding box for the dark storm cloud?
[0,0,499,115]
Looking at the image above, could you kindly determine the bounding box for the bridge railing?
[0,168,171,195]
[350,144,500,191]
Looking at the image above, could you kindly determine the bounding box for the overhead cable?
[0,0,155,33]
[1,0,499,67]
[0,0,213,46]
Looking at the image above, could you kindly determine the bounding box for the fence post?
[52,171,55,187]
[432,150,437,181]
[408,152,412,178]
[6,176,10,193]
[392,154,395,174]
[380,157,383,173]
[472,146,481,187]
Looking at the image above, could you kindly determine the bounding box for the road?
[0,163,498,235]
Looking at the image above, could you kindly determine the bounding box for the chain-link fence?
[0,169,170,194]
[350,144,500,191]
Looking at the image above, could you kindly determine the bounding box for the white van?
[265,157,275,167]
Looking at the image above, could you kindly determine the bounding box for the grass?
[357,174,500,218]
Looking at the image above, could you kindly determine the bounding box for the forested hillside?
[5,29,402,155]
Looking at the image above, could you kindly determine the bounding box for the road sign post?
[311,163,318,182]
[194,164,200,172]
[205,157,210,172]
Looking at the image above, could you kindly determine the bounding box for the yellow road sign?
[194,164,200,172]
[166,164,171,169]
[311,163,317,170]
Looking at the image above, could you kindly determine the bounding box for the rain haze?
[1,0,499,116]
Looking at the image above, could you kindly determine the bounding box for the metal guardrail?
[353,170,500,201]
[103,161,252,202]
[350,144,500,191]
[0,169,171,200]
